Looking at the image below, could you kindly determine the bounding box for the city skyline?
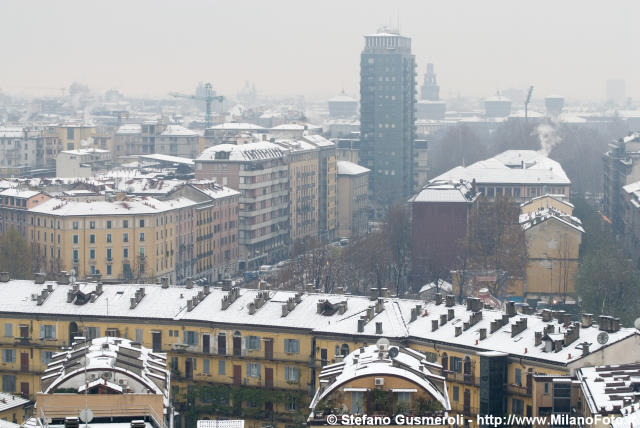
[1,0,639,101]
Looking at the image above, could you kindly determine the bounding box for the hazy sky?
[2,0,639,102]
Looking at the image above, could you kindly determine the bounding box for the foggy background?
[1,0,638,101]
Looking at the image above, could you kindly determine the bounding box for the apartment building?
[195,142,289,270]
[0,278,637,428]
[274,139,320,244]
[603,132,640,234]
[432,150,571,202]
[336,160,370,238]
[0,188,51,237]
[156,124,200,159]
[0,127,41,170]
[55,148,112,178]
[519,196,583,300]
[301,134,338,241]
[46,121,97,151]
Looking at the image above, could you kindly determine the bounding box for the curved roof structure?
[41,337,169,404]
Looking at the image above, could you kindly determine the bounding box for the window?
[285,394,297,411]
[106,220,112,229]
[123,233,129,243]
[246,336,260,350]
[4,323,12,337]
[135,329,143,343]
[2,375,16,392]
[73,221,79,230]
[285,366,299,382]
[41,351,53,365]
[123,248,128,259]
[73,234,79,244]
[89,221,95,229]
[85,327,100,340]
[123,220,129,228]
[89,234,95,244]
[395,391,411,403]
[184,331,198,346]
[284,338,299,354]
[203,359,210,374]
[106,233,112,243]
[453,386,459,402]
[450,356,463,373]
[170,357,178,371]
[351,391,364,413]
[139,232,145,242]
[89,249,95,260]
[246,362,260,378]
[544,382,549,395]
[515,368,522,386]
[218,360,226,375]
[2,349,15,363]
[106,248,112,261]
[512,398,524,415]
[73,249,79,262]
[140,219,145,227]
[106,265,112,275]
[40,325,56,339]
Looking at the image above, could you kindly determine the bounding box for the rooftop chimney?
[34,273,46,284]
[358,318,365,333]
[375,322,383,334]
[161,276,169,288]
[186,278,194,289]
[479,328,487,340]
[581,313,593,328]
[505,301,516,317]
[432,319,439,332]
[447,308,454,321]
[435,293,442,305]
[445,295,456,307]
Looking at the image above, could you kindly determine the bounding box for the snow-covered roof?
[520,194,574,209]
[578,364,640,414]
[29,196,198,216]
[0,126,25,138]
[210,122,265,130]
[410,180,479,203]
[329,94,357,103]
[0,281,635,367]
[138,153,194,165]
[60,148,110,155]
[271,123,321,131]
[519,207,585,233]
[431,150,571,186]
[613,402,640,428]
[0,392,29,412]
[310,344,450,413]
[42,336,168,401]
[301,134,335,148]
[197,142,284,162]
[0,188,42,199]
[485,96,511,102]
[337,160,370,176]
[160,124,198,137]
[419,280,453,295]
[115,124,142,135]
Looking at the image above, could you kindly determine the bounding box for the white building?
[55,148,112,178]
[0,127,41,169]
[156,124,199,159]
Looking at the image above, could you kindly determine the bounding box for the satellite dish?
[597,331,609,345]
[388,346,399,359]
[634,317,640,330]
[79,408,93,423]
[376,338,390,351]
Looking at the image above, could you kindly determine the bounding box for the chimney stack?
[375,322,383,334]
[445,295,456,307]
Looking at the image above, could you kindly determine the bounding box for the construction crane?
[169,83,223,128]
[524,85,534,122]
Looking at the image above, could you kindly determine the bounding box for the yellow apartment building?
[336,160,370,238]
[519,206,584,299]
[0,279,637,428]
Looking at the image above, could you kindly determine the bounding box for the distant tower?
[421,63,440,101]
[360,27,416,208]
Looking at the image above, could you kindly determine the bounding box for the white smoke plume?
[534,123,561,156]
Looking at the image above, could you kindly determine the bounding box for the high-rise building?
[359,28,416,208]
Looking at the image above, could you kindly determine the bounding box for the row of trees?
[573,196,640,325]
[0,227,32,279]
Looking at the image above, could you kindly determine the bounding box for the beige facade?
[337,161,370,237]
[521,211,583,299]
